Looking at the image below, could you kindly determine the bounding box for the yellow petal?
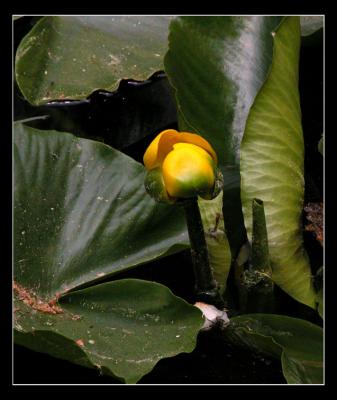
[143,129,217,170]
[162,143,216,198]
[172,142,214,161]
[143,130,171,170]
[178,132,217,164]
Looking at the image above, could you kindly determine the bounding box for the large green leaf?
[164,16,283,168]
[14,124,203,382]
[224,314,323,384]
[240,17,316,308]
[164,16,283,260]
[15,16,173,105]
[14,279,203,383]
[14,123,189,299]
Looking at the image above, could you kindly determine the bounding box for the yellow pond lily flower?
[143,129,223,202]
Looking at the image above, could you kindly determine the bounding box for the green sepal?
[144,168,175,204]
[145,166,223,204]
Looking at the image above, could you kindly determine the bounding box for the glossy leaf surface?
[164,16,283,259]
[224,314,323,384]
[14,123,188,299]
[14,279,203,383]
[164,16,283,167]
[15,16,173,105]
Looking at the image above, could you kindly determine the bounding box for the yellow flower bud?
[143,129,217,170]
[143,129,222,202]
[162,143,215,198]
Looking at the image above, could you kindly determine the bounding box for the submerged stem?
[182,198,225,309]
[239,198,274,313]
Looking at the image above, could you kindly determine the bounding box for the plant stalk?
[182,198,225,309]
[240,198,274,313]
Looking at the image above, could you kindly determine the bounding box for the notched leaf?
[15,16,173,105]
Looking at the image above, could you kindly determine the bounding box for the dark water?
[14,329,286,385]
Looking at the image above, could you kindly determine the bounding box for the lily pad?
[14,279,203,383]
[14,122,189,299]
[15,16,173,105]
[224,314,323,384]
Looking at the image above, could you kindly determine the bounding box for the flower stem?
[182,198,225,309]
